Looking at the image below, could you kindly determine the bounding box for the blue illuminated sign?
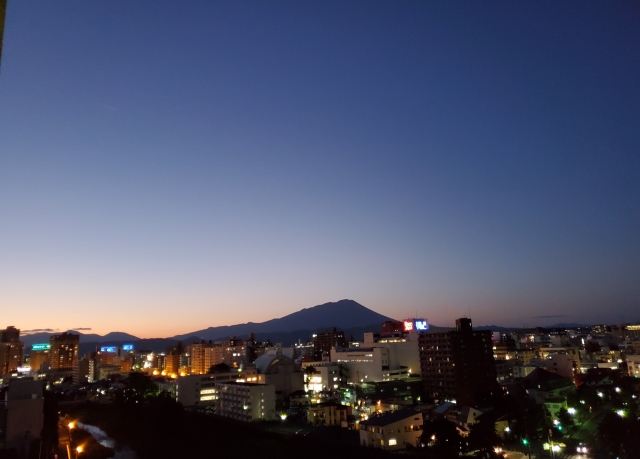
[100,346,117,353]
[122,344,134,351]
[415,320,428,331]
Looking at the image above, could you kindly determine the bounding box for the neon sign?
[415,320,428,331]
[122,344,134,351]
[404,319,429,332]
[32,343,51,351]
[100,346,117,353]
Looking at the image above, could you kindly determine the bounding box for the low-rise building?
[359,409,423,450]
[307,401,350,426]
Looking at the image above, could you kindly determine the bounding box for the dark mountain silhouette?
[21,330,139,348]
[172,299,395,341]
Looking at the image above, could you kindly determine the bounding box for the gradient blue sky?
[1,1,638,337]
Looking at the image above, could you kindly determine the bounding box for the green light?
[522,439,529,445]
[31,343,51,351]
[558,425,562,430]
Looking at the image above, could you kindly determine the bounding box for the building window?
[389,439,397,446]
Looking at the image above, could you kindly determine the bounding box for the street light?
[76,445,83,459]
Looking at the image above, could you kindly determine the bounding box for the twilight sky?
[1,1,639,338]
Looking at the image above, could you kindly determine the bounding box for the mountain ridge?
[171,299,395,341]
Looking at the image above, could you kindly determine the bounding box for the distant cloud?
[534,315,566,319]
[70,327,92,331]
[22,328,59,334]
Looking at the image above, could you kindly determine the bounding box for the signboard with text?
[122,344,134,351]
[403,319,429,332]
[100,346,117,353]
[31,343,51,351]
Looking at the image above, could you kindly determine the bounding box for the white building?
[176,368,258,407]
[359,409,423,450]
[301,361,343,392]
[216,381,276,421]
[330,341,413,384]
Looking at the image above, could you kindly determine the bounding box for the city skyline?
[1,2,639,338]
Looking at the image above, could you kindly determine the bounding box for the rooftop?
[361,408,421,427]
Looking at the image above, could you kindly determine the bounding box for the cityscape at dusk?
[0,1,639,459]
[1,2,639,338]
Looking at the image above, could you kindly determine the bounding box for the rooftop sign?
[100,346,117,353]
[404,319,429,333]
[32,343,51,351]
[122,344,134,351]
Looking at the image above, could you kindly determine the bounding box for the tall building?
[0,326,24,374]
[419,318,497,405]
[313,328,348,360]
[0,326,20,343]
[49,332,79,370]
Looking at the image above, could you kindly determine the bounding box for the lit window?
[389,439,397,446]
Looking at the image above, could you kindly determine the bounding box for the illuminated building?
[0,342,24,374]
[49,332,79,370]
[301,361,343,392]
[0,326,24,374]
[29,344,50,372]
[164,353,180,375]
[74,354,98,384]
[359,408,423,450]
[215,381,276,421]
[313,328,348,360]
[307,401,350,426]
[176,368,259,407]
[419,318,497,405]
[330,346,411,383]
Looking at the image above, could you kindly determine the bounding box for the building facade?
[360,409,423,450]
[49,332,79,370]
[419,318,497,405]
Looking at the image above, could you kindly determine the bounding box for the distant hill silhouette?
[172,299,395,341]
[21,330,139,348]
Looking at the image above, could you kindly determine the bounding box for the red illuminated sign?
[404,320,414,331]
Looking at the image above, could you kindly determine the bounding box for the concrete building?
[307,401,350,426]
[419,318,497,405]
[360,409,423,450]
[301,361,344,392]
[49,332,79,370]
[176,368,259,407]
[626,355,640,377]
[0,378,44,458]
[366,331,422,376]
[314,328,347,360]
[330,346,410,383]
[28,344,50,372]
[0,326,24,375]
[216,382,276,421]
[254,354,303,400]
[0,342,23,375]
